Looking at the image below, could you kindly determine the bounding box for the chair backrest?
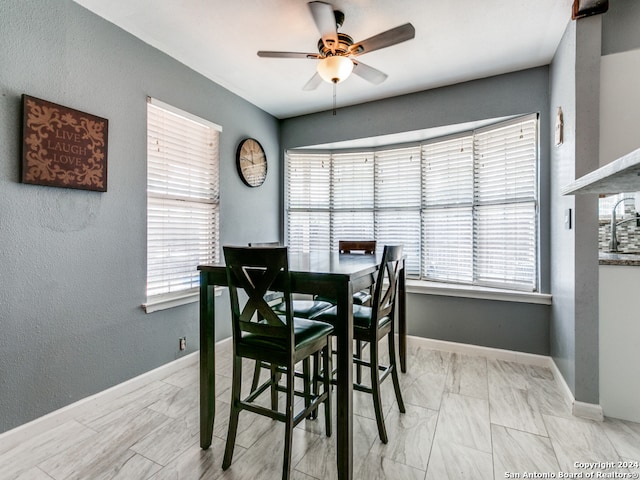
[224,246,294,346]
[248,242,282,247]
[370,245,403,329]
[338,240,376,254]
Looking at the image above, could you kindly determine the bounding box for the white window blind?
[375,146,422,276]
[146,98,221,302]
[422,136,474,283]
[332,152,375,251]
[473,116,537,290]
[286,114,539,291]
[286,152,331,252]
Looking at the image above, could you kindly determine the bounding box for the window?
[145,98,221,311]
[286,114,538,291]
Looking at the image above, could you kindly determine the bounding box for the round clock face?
[236,138,267,187]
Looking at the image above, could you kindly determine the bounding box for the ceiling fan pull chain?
[333,80,337,116]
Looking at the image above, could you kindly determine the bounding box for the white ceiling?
[73,0,573,119]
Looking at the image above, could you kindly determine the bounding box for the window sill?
[405,279,552,305]
[143,287,223,313]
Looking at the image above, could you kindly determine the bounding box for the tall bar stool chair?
[312,245,405,443]
[335,240,377,383]
[221,246,333,480]
[248,242,333,393]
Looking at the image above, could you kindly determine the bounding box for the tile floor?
[1,336,639,480]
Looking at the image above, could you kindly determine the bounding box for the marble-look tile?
[131,409,199,466]
[403,345,451,381]
[543,414,622,473]
[492,424,560,480]
[13,467,55,480]
[368,404,438,471]
[526,376,572,418]
[161,364,199,389]
[149,435,228,480]
[296,414,379,480]
[525,364,555,382]
[445,353,488,399]
[489,383,547,436]
[352,384,396,421]
[435,392,492,453]
[425,439,493,480]
[487,358,529,390]
[0,420,96,480]
[8,340,640,480]
[148,383,199,420]
[291,470,319,480]
[355,452,425,480]
[218,423,320,480]
[214,373,233,400]
[77,381,181,429]
[39,408,170,480]
[400,371,447,411]
[104,453,162,480]
[602,418,640,460]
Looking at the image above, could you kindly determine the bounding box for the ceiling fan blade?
[308,1,338,52]
[302,72,323,91]
[349,23,415,56]
[258,51,320,59]
[351,59,388,85]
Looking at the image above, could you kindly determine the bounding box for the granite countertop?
[599,252,640,266]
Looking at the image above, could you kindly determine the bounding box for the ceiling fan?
[257,1,416,91]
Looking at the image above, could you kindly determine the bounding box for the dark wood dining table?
[198,251,407,480]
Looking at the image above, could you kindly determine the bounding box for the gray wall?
[0,0,279,434]
[601,0,640,55]
[549,16,601,403]
[282,68,552,355]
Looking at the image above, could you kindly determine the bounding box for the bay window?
[286,114,538,291]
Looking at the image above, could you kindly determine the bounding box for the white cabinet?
[599,264,640,422]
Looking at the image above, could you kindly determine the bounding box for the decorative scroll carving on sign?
[21,95,108,192]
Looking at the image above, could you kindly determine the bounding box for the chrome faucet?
[609,197,636,252]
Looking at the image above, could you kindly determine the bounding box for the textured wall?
[549,15,602,404]
[0,0,280,433]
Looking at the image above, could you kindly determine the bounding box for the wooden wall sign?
[21,95,108,192]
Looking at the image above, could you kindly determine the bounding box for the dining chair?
[222,246,333,480]
[338,240,377,306]
[330,239,378,383]
[312,244,405,444]
[248,242,334,393]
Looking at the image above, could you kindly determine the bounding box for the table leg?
[335,282,353,480]
[398,260,407,373]
[200,272,216,449]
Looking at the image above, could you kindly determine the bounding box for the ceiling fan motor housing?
[317,32,356,57]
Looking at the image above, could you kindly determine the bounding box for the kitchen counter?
[563,146,640,195]
[599,252,640,266]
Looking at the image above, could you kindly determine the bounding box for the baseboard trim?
[546,356,604,422]
[0,350,199,452]
[573,400,605,422]
[406,336,552,367]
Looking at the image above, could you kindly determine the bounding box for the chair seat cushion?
[311,305,391,331]
[315,290,371,306]
[352,290,372,305]
[240,317,334,352]
[273,299,334,319]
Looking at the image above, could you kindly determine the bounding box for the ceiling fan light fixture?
[317,56,353,84]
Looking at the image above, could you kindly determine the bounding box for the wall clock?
[236,138,267,187]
